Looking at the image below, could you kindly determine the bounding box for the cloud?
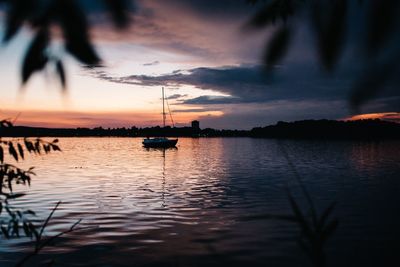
[178,95,240,104]
[197,100,348,129]
[143,60,159,66]
[87,61,400,124]
[93,59,400,112]
[88,65,272,102]
[86,0,266,64]
[171,108,220,113]
[165,94,187,100]
[87,64,355,103]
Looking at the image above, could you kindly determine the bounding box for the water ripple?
[1,138,399,266]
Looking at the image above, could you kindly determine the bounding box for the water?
[1,138,399,266]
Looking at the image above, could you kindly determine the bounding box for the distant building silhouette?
[191,120,200,131]
[191,120,200,136]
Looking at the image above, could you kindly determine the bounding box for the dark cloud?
[85,0,266,63]
[90,65,272,102]
[78,0,137,18]
[165,94,187,100]
[87,64,362,104]
[179,95,240,105]
[81,0,254,21]
[145,0,255,19]
[143,60,159,66]
[172,108,221,113]
[89,62,399,111]
[87,61,399,130]
[198,100,348,129]
[81,0,399,129]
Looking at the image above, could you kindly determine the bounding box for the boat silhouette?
[143,87,178,148]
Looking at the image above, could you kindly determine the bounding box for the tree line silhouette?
[1,119,399,139]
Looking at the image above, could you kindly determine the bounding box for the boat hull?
[142,138,178,148]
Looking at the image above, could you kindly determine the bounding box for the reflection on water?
[1,138,399,266]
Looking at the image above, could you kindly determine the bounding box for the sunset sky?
[0,0,399,129]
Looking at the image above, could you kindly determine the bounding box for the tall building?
[191,120,200,131]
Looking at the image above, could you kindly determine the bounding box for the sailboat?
[142,87,178,148]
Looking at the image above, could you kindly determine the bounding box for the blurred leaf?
[7,193,26,199]
[246,0,297,29]
[240,213,297,222]
[311,0,347,70]
[5,206,14,217]
[321,219,338,244]
[29,222,39,241]
[22,28,49,84]
[50,144,61,151]
[8,142,18,161]
[246,0,259,5]
[3,0,35,42]
[17,143,24,160]
[287,190,314,240]
[264,24,292,68]
[23,222,32,238]
[104,0,131,28]
[1,226,10,239]
[55,60,66,90]
[366,0,400,56]
[34,140,41,154]
[39,201,61,241]
[24,210,36,216]
[13,221,20,237]
[55,0,100,65]
[24,139,34,153]
[297,238,312,260]
[317,202,336,231]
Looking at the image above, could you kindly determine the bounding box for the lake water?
[1,138,399,266]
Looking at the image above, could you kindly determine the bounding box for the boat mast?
[162,87,166,128]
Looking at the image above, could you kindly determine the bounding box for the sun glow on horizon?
[0,3,398,130]
[343,112,400,123]
[0,35,227,128]
[0,108,223,128]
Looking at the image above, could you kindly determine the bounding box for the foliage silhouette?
[15,202,84,267]
[2,0,398,111]
[1,120,59,235]
[242,142,339,267]
[264,24,292,69]
[246,0,400,110]
[0,2,398,264]
[1,0,132,90]
[0,120,77,266]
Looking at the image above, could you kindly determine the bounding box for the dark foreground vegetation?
[1,119,399,140]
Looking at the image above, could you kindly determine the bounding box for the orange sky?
[344,112,400,123]
[0,1,398,129]
[1,110,396,129]
[0,109,223,128]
